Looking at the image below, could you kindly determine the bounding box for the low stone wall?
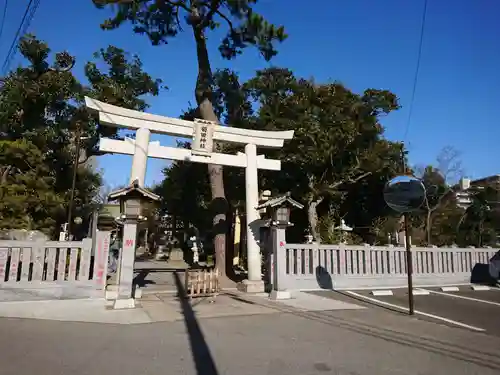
[276,243,497,290]
[0,231,110,301]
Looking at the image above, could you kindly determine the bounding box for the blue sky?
[2,0,499,188]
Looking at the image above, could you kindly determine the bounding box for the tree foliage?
[243,68,402,241]
[158,67,403,245]
[0,140,63,232]
[0,35,162,236]
[93,0,286,60]
[414,147,464,245]
[456,183,500,247]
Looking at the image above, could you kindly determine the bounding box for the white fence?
[0,231,110,300]
[276,243,497,290]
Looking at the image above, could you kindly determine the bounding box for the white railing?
[277,244,497,290]
[0,231,110,300]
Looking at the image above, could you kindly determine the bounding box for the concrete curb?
[412,289,430,296]
[471,285,490,291]
[371,290,393,296]
[441,286,460,292]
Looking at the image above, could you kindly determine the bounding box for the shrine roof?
[108,179,160,202]
[256,192,304,210]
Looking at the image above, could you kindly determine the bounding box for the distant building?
[455,175,500,210]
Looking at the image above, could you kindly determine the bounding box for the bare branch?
[214,9,234,32]
[436,146,464,184]
[165,0,191,13]
[199,0,222,27]
[1,165,12,184]
[328,171,372,190]
[428,186,455,213]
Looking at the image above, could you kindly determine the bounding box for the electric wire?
[403,0,428,142]
[0,0,10,44]
[1,0,41,75]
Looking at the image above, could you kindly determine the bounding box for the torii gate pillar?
[240,143,264,293]
[130,128,150,186]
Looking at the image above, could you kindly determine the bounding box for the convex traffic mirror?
[383,175,426,213]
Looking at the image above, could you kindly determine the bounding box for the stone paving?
[0,290,364,324]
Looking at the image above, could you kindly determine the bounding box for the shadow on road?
[132,268,186,288]
[132,270,157,288]
[223,290,500,371]
[173,271,220,375]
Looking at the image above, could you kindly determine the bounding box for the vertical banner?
[94,231,110,289]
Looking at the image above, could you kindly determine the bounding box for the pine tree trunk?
[192,23,227,278]
[426,211,432,245]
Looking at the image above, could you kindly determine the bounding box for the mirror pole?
[401,143,415,315]
[403,212,414,315]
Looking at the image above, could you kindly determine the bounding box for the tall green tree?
[0,140,63,233]
[457,183,500,247]
[93,0,286,276]
[0,35,162,236]
[244,68,401,241]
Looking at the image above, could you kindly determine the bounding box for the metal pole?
[404,212,415,315]
[67,125,81,239]
[401,143,415,315]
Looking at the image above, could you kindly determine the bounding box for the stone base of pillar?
[106,286,142,300]
[269,290,291,300]
[113,298,136,310]
[105,285,118,300]
[237,279,265,293]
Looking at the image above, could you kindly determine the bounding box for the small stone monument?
[165,239,189,269]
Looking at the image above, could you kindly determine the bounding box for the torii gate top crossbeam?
[85,97,293,148]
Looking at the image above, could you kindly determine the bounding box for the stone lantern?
[256,192,303,300]
[107,179,160,309]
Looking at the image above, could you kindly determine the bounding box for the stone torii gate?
[85,97,294,292]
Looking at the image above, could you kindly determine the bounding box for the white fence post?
[338,243,345,276]
[0,247,7,281]
[21,247,31,281]
[78,238,92,281]
[364,244,372,275]
[32,242,45,282]
[8,247,20,282]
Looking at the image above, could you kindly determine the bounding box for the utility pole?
[67,123,81,239]
[401,143,415,315]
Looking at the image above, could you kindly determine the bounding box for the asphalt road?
[311,287,500,337]
[2,303,500,375]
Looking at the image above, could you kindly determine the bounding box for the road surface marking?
[419,288,500,307]
[335,283,471,291]
[441,286,460,292]
[371,290,393,296]
[345,291,485,332]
